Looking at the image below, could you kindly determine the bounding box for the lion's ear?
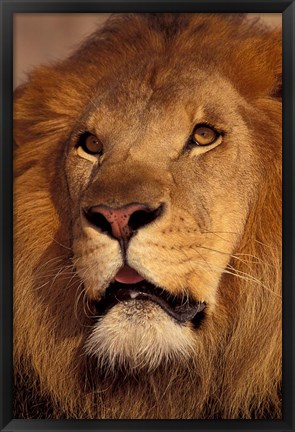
[14,65,86,150]
[13,66,61,148]
[259,28,282,100]
[267,29,282,99]
[270,72,282,99]
[13,72,48,148]
[226,27,282,101]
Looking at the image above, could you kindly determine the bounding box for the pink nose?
[91,203,149,240]
[86,203,163,243]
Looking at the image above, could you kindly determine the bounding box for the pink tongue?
[115,265,144,284]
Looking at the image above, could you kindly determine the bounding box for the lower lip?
[114,265,145,284]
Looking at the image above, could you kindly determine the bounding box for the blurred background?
[13,13,281,89]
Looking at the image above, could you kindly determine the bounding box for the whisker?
[191,259,281,298]
[194,245,269,267]
[49,236,72,251]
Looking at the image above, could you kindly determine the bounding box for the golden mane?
[14,13,281,419]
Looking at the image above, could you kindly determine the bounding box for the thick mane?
[14,13,281,419]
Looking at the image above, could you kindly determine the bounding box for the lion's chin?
[85,300,196,372]
[84,266,207,371]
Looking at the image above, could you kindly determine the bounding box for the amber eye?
[192,125,219,146]
[78,132,103,155]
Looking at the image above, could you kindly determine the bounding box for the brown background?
[14,13,281,89]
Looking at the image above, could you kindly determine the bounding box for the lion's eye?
[192,125,219,146]
[78,133,103,155]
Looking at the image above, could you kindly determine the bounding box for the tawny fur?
[13,13,281,419]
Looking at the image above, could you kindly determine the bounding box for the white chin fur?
[85,300,195,372]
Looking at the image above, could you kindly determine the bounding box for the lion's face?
[14,13,282,419]
[65,63,259,369]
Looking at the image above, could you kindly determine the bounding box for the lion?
[13,13,282,419]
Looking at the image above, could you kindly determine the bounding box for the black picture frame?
[0,1,294,431]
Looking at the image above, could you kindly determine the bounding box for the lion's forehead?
[89,67,239,114]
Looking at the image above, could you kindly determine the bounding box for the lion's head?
[13,13,282,419]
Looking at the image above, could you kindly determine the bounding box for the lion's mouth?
[94,265,206,324]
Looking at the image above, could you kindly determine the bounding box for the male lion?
[13,13,282,419]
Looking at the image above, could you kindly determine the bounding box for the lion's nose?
[85,203,163,243]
